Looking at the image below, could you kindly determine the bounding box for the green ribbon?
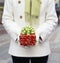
[21,26,35,35]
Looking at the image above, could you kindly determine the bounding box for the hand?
[15,34,20,43]
[39,36,42,41]
[15,38,18,42]
[39,36,43,43]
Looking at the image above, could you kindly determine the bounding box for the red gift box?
[19,34,36,46]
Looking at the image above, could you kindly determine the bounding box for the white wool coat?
[2,0,58,57]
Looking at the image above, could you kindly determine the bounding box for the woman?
[2,0,58,63]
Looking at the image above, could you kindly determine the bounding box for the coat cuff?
[39,32,48,42]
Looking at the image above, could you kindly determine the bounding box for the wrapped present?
[19,26,36,46]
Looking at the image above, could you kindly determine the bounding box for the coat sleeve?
[36,0,58,42]
[2,0,21,41]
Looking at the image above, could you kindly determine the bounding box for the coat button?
[20,16,22,19]
[18,1,21,4]
[40,2,42,4]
